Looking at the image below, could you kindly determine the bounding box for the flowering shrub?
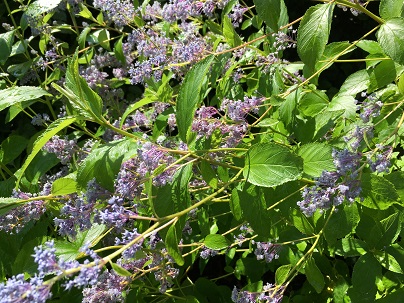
[0,0,403,302]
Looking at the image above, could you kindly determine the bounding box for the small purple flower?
[200,246,219,259]
[253,241,281,263]
[0,274,52,303]
[43,135,77,165]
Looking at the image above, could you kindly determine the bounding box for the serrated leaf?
[351,253,381,300]
[54,223,106,261]
[0,86,50,112]
[360,173,399,210]
[328,95,357,119]
[165,222,184,266]
[305,258,325,293]
[200,160,218,189]
[377,18,404,65]
[368,60,396,92]
[297,3,334,75]
[356,40,384,54]
[379,0,404,20]
[337,69,370,96]
[15,116,77,189]
[114,35,125,64]
[0,31,15,64]
[0,197,25,216]
[51,177,77,195]
[176,55,215,143]
[63,50,103,121]
[111,262,132,277]
[336,238,368,257]
[373,251,403,274]
[0,135,28,164]
[77,138,138,192]
[275,264,292,285]
[324,203,360,245]
[243,142,303,187]
[298,143,334,177]
[253,0,288,31]
[204,234,230,250]
[298,90,329,117]
[223,15,242,47]
[233,184,271,237]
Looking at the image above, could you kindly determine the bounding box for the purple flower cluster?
[95,196,136,229]
[54,195,95,237]
[0,274,52,303]
[191,105,249,147]
[368,144,392,173]
[231,283,284,303]
[0,190,46,234]
[200,246,219,259]
[115,228,143,260]
[93,0,136,27]
[149,250,179,293]
[228,4,248,27]
[82,270,129,303]
[298,149,362,216]
[358,92,383,123]
[115,142,175,199]
[220,96,264,122]
[43,135,77,165]
[337,0,365,16]
[253,241,281,263]
[31,113,50,126]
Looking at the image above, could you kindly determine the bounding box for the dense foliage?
[0,0,403,302]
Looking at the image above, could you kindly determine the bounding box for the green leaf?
[384,171,404,200]
[378,213,401,248]
[337,69,370,96]
[93,29,110,51]
[176,55,215,143]
[305,258,325,293]
[373,251,403,274]
[0,135,28,164]
[243,142,303,187]
[234,184,271,237]
[377,17,404,65]
[114,35,125,64]
[77,138,138,192]
[200,160,218,189]
[328,95,357,119]
[253,0,288,31]
[223,16,242,47]
[291,208,315,235]
[297,3,334,74]
[324,203,360,245]
[54,223,106,261]
[298,90,329,117]
[356,40,384,54]
[229,188,242,221]
[0,86,50,112]
[0,197,25,216]
[62,50,103,120]
[275,264,292,285]
[111,262,132,277]
[367,60,396,92]
[0,31,15,64]
[314,41,355,81]
[165,222,184,266]
[398,72,404,95]
[204,234,230,250]
[351,253,381,301]
[379,0,404,20]
[297,143,334,177]
[15,116,77,189]
[51,177,77,195]
[360,173,400,210]
[336,238,368,257]
[153,163,193,218]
